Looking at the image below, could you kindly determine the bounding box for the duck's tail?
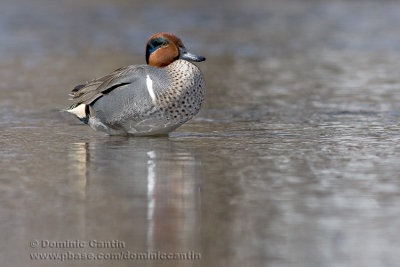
[63,104,90,124]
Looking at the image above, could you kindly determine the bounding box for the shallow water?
[2,0,400,266]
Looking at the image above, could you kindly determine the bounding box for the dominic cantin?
[41,240,125,249]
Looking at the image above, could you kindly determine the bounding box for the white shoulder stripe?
[146,75,156,102]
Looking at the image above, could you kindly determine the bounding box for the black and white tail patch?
[67,104,90,124]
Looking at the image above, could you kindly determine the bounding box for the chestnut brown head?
[145,32,205,68]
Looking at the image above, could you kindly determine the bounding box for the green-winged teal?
[67,32,206,136]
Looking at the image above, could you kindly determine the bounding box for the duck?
[66,32,206,136]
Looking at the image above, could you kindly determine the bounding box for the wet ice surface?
[2,0,400,266]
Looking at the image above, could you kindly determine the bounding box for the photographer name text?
[30,239,125,249]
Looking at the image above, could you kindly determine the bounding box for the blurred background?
[2,0,400,266]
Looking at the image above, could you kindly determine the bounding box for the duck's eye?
[150,38,169,50]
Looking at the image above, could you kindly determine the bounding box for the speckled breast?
[154,59,206,124]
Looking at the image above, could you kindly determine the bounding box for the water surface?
[2,1,400,266]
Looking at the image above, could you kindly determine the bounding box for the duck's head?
[145,32,206,68]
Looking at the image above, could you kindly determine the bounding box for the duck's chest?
[151,60,206,121]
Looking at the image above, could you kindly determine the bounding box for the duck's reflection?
[146,151,156,248]
[68,137,202,251]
